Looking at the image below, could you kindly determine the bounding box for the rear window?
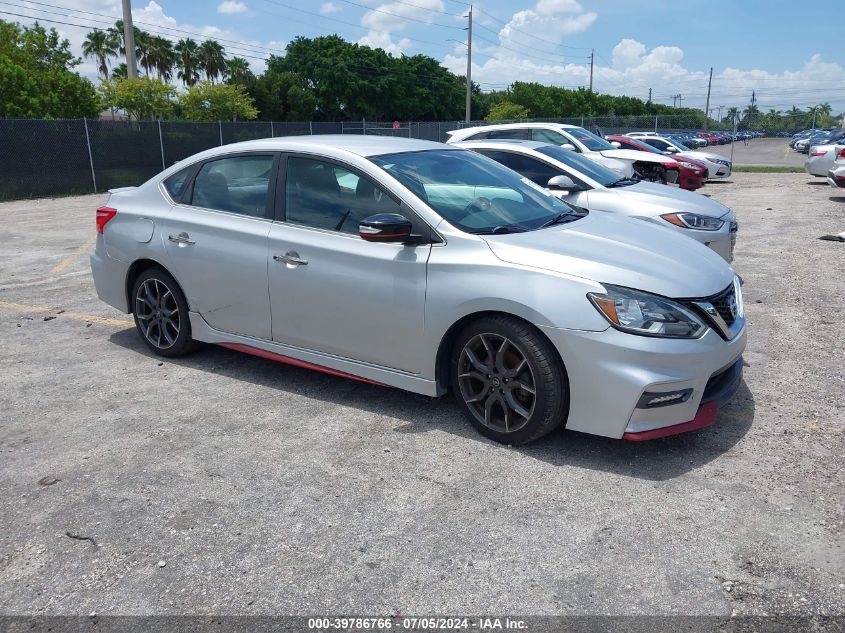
[163,168,191,200]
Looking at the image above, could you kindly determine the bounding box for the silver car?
[806,141,844,178]
[91,136,746,444]
[828,145,845,188]
[457,140,737,261]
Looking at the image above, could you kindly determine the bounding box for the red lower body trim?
[219,343,385,387]
[622,400,718,441]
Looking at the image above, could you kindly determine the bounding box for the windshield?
[370,149,581,234]
[534,144,625,187]
[565,127,615,151]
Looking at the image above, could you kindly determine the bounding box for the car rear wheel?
[131,268,197,357]
[450,315,568,444]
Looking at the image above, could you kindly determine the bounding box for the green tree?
[179,81,258,120]
[225,56,254,87]
[82,29,118,79]
[0,20,99,118]
[197,39,226,83]
[252,65,315,120]
[175,38,199,87]
[148,36,176,82]
[485,101,530,121]
[111,62,127,80]
[100,76,174,119]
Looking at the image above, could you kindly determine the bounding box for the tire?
[449,315,568,445]
[131,267,197,357]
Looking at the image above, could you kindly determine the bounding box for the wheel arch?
[434,310,568,397]
[125,258,186,313]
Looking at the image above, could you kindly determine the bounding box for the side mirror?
[561,143,577,151]
[665,146,678,153]
[610,141,621,148]
[359,213,413,243]
[547,175,578,191]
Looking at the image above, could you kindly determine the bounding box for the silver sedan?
[91,136,746,444]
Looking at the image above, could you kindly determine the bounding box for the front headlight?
[661,212,725,231]
[588,285,707,338]
[678,161,699,170]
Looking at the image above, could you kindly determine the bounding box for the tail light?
[810,150,827,157]
[96,207,117,234]
[838,147,845,159]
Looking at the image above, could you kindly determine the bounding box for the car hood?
[678,150,726,163]
[601,181,733,219]
[482,212,734,298]
[598,148,674,164]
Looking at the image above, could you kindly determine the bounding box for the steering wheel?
[462,196,492,217]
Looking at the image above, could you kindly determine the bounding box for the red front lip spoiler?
[622,400,718,441]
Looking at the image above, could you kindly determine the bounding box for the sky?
[7,0,845,115]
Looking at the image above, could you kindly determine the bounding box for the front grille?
[709,284,737,327]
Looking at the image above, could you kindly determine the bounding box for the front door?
[267,156,430,374]
[162,153,277,340]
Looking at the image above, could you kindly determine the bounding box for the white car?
[446,123,681,184]
[806,143,842,177]
[457,139,738,262]
[625,134,732,179]
[828,145,845,189]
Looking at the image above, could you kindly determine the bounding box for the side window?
[501,153,562,188]
[648,138,670,151]
[191,155,274,218]
[486,128,530,140]
[466,131,489,140]
[163,167,192,200]
[531,129,570,145]
[285,157,401,234]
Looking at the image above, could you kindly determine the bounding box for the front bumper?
[539,321,747,440]
[709,161,732,178]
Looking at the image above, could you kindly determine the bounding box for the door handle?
[168,232,195,245]
[273,252,308,266]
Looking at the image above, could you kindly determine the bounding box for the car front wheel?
[131,267,197,357]
[450,316,568,444]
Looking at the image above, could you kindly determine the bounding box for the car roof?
[446,122,578,137]
[201,134,453,158]
[454,139,552,151]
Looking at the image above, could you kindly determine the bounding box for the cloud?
[442,36,845,114]
[357,31,411,57]
[319,2,341,14]
[361,0,445,33]
[217,1,250,15]
[498,0,596,54]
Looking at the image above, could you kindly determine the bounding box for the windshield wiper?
[539,210,581,228]
[607,177,639,188]
[474,224,529,235]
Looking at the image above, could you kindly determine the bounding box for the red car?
[607,135,709,191]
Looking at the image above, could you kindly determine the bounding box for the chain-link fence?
[0,114,725,201]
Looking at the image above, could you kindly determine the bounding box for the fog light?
[636,388,693,409]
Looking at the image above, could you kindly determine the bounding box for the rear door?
[162,152,278,340]
[267,155,431,374]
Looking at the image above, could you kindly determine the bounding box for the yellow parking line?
[50,236,96,275]
[0,300,132,327]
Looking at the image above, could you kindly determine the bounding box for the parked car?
[673,133,709,149]
[446,123,680,184]
[91,136,746,444]
[828,145,845,189]
[805,130,845,176]
[624,134,733,180]
[606,135,708,191]
[456,139,737,261]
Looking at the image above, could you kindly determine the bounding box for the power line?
[330,0,464,29]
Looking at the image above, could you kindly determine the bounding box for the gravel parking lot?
[1,173,843,618]
[705,137,807,168]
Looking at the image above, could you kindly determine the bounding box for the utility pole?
[121,0,137,78]
[647,88,652,103]
[704,66,713,130]
[589,49,594,92]
[464,5,472,123]
[677,94,682,108]
[717,105,724,122]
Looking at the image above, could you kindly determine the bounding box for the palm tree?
[135,30,155,76]
[82,29,119,80]
[149,36,177,83]
[111,62,128,80]
[725,107,740,126]
[197,39,226,83]
[175,38,200,87]
[224,57,253,86]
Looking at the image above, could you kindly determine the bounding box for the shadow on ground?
[110,329,755,483]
